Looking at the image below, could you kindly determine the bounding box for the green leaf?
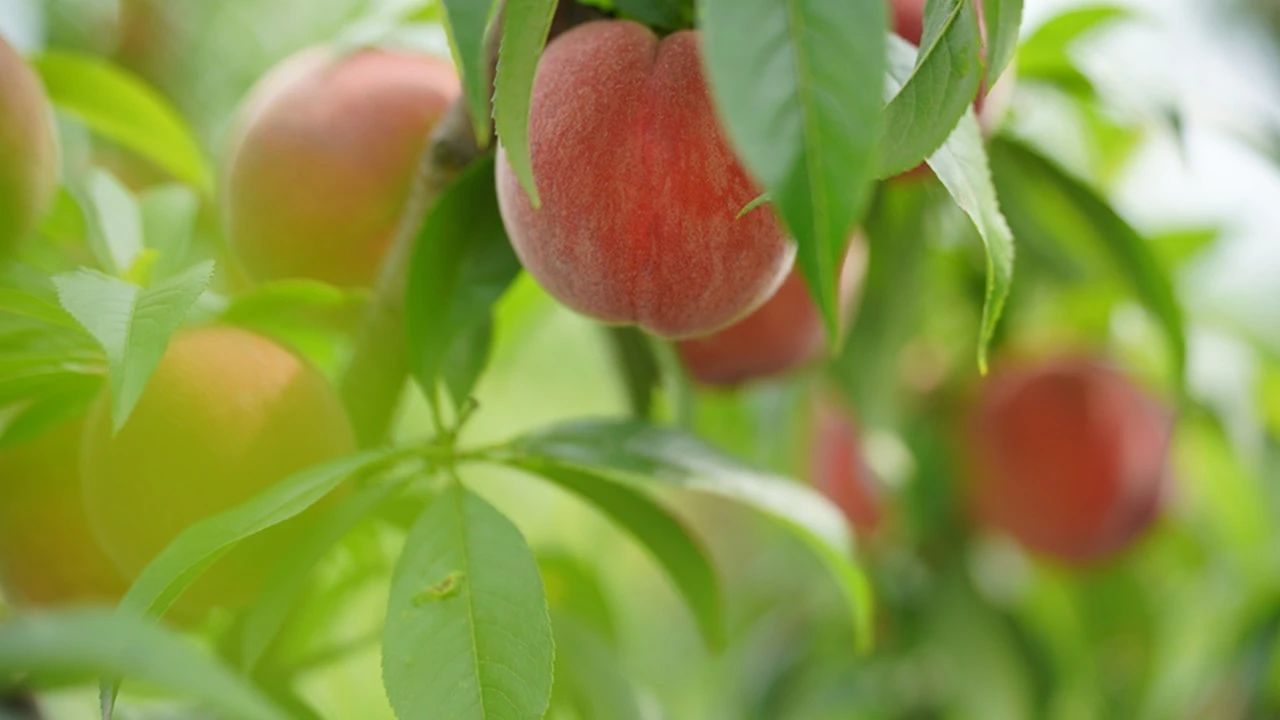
[52,261,214,431]
[507,419,874,650]
[988,136,1186,386]
[1016,4,1132,94]
[440,0,498,145]
[139,184,199,281]
[878,0,984,178]
[602,326,661,419]
[0,288,82,331]
[238,477,407,672]
[1018,4,1131,66]
[382,484,554,720]
[982,0,1024,85]
[513,459,725,648]
[405,155,522,415]
[98,449,397,715]
[115,450,394,621]
[614,0,693,30]
[926,112,1015,373]
[79,169,143,276]
[0,378,100,450]
[32,51,212,193]
[493,0,557,208]
[0,609,286,720]
[882,35,1014,372]
[700,0,886,342]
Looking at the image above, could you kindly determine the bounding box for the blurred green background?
[1,0,1278,717]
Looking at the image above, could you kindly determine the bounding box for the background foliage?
[0,0,1278,718]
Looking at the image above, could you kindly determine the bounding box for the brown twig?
[338,2,607,448]
[340,101,483,447]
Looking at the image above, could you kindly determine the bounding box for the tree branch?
[339,2,608,447]
[340,100,482,447]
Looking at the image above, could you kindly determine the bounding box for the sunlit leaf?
[33,52,212,193]
[53,261,213,430]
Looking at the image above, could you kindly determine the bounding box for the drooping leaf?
[700,0,886,342]
[982,0,1024,86]
[493,0,557,207]
[0,609,286,720]
[988,136,1186,387]
[878,0,984,178]
[32,52,212,193]
[405,155,522,415]
[382,484,554,720]
[883,35,1014,372]
[506,419,874,650]
[440,0,498,144]
[514,459,725,648]
[53,260,214,431]
[926,111,1015,373]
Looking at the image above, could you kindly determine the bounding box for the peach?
[0,36,57,256]
[811,398,881,535]
[965,357,1171,564]
[495,20,793,339]
[223,48,459,286]
[81,326,356,611]
[892,0,926,45]
[0,418,125,606]
[676,242,866,387]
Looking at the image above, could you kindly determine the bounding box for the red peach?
[495,20,793,339]
[965,357,1171,564]
[811,398,881,535]
[223,47,459,286]
[81,326,356,612]
[892,0,927,45]
[676,241,866,387]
